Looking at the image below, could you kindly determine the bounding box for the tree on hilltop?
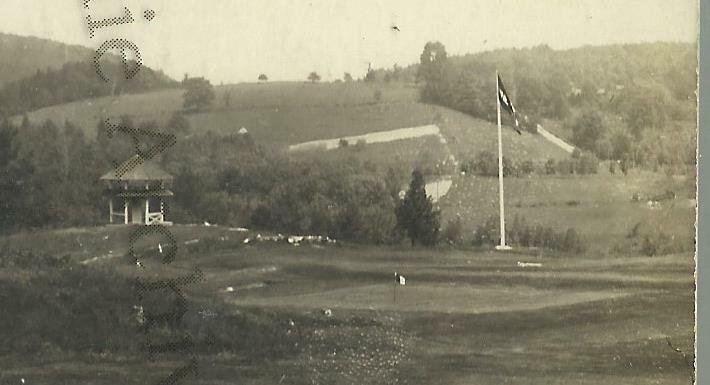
[364,68,376,82]
[308,72,321,83]
[182,77,215,112]
[417,41,449,103]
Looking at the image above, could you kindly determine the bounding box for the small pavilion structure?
[100,155,174,225]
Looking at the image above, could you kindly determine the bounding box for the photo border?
[697,0,707,383]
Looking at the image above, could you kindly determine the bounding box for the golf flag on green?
[395,272,406,285]
[497,74,521,134]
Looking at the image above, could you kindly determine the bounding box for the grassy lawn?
[0,225,695,385]
[439,172,695,254]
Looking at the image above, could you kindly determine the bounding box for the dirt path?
[288,124,441,152]
[537,126,575,154]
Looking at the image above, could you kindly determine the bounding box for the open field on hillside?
[288,124,441,152]
[0,225,695,385]
[290,134,452,174]
[18,82,569,163]
[434,108,570,163]
[18,83,430,148]
[439,172,695,254]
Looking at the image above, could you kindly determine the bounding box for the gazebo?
[100,155,174,225]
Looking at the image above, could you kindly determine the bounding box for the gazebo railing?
[146,212,164,225]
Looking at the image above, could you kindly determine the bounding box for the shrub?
[373,89,383,103]
[544,158,557,175]
[502,157,516,177]
[0,251,139,355]
[442,216,464,245]
[473,150,498,176]
[471,216,499,246]
[519,160,535,175]
[557,159,575,175]
[622,221,692,256]
[474,215,586,252]
[354,139,367,151]
[561,228,585,253]
[574,151,599,174]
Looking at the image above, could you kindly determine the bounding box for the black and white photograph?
[0,1,699,384]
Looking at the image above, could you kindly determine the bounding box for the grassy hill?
[19,81,569,163]
[20,82,431,147]
[0,33,95,87]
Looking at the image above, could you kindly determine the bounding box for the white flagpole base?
[495,244,513,251]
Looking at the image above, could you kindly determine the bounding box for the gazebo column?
[124,199,129,225]
[109,198,114,224]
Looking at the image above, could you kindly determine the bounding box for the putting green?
[228,283,639,314]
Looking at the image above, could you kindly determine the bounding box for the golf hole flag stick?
[393,272,405,304]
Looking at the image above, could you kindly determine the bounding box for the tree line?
[0,115,442,246]
[0,60,176,118]
[382,41,696,172]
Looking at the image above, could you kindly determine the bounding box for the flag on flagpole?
[395,272,406,285]
[497,74,522,134]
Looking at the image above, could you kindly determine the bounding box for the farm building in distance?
[100,155,173,225]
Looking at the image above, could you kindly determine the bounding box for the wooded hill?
[0,33,95,87]
[0,33,176,118]
[375,42,696,169]
[378,42,695,122]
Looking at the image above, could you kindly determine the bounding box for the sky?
[0,0,698,83]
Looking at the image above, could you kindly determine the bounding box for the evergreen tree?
[0,119,26,230]
[396,169,440,246]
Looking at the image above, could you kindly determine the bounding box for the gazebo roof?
[100,155,173,182]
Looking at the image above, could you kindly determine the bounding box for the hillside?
[382,42,697,172]
[19,81,567,163]
[0,33,95,87]
[0,58,176,118]
[4,67,693,255]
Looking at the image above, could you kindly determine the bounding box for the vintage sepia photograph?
[0,1,699,384]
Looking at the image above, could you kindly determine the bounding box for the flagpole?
[495,71,511,250]
[394,273,397,304]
